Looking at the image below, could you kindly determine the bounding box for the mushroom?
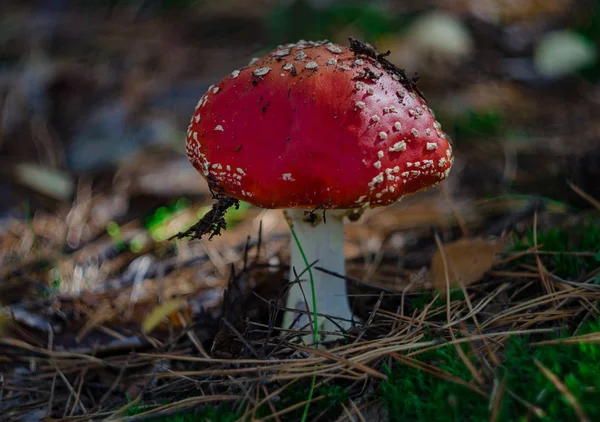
[185,39,454,344]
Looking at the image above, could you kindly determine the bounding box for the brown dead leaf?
[432,237,507,291]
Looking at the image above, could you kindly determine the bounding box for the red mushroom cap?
[186,39,454,209]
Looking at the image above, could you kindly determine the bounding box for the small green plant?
[286,219,319,422]
[146,198,191,242]
[106,221,126,252]
[594,251,600,283]
[49,268,62,292]
[146,198,251,242]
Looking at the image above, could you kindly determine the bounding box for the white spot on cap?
[374,161,381,169]
[249,57,259,66]
[392,74,400,81]
[253,67,271,76]
[354,59,364,65]
[193,132,198,141]
[214,125,224,131]
[282,173,295,181]
[425,128,432,136]
[426,142,438,150]
[273,48,290,57]
[340,65,350,71]
[379,132,388,140]
[305,62,318,69]
[355,81,364,90]
[213,87,219,94]
[371,115,380,122]
[356,101,366,109]
[389,141,407,152]
[283,63,293,71]
[231,70,240,78]
[446,149,452,158]
[411,128,419,137]
[367,87,374,95]
[370,173,384,185]
[327,43,343,54]
[377,150,384,159]
[295,51,307,60]
[194,114,200,123]
[397,89,405,98]
[236,168,246,175]
[439,158,447,167]
[394,122,401,131]
[327,58,337,66]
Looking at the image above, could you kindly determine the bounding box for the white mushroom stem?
[282,208,354,344]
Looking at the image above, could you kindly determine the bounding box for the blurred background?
[1,0,599,298]
[1,0,599,213]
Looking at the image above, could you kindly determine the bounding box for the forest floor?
[1,1,600,421]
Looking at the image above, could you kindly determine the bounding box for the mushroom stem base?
[283,208,353,344]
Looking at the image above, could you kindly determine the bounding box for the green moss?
[381,343,489,422]
[124,397,241,422]
[511,220,600,278]
[254,381,348,421]
[500,318,600,420]
[411,288,465,310]
[267,0,412,45]
[381,317,600,422]
[124,382,347,422]
[596,251,600,283]
[451,109,505,142]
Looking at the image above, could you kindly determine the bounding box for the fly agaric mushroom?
[185,39,454,344]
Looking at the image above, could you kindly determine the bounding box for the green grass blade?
[286,217,319,422]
